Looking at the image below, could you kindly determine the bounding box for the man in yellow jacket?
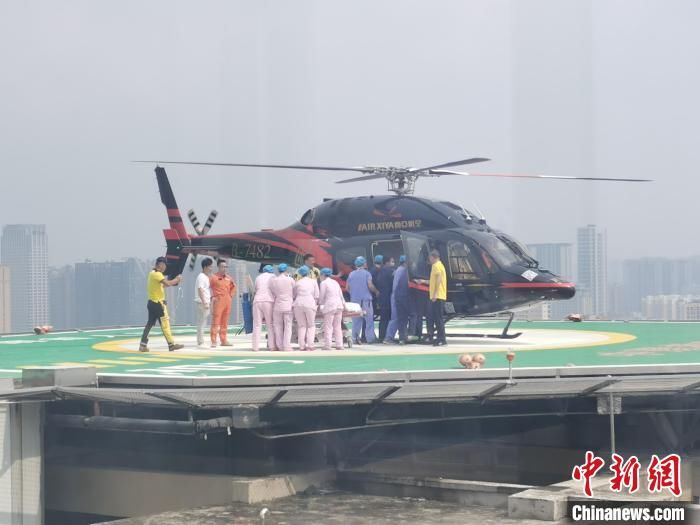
[427,249,447,347]
[139,257,184,352]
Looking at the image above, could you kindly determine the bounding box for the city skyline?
[45,255,260,333]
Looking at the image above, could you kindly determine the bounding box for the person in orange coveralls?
[209,259,236,347]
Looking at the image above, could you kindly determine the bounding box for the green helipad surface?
[1,321,700,380]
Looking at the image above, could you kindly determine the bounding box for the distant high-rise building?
[0,225,49,332]
[527,243,573,280]
[642,294,700,321]
[75,258,150,328]
[515,302,551,321]
[576,225,607,317]
[622,257,700,318]
[49,266,75,330]
[0,265,10,333]
[686,302,700,321]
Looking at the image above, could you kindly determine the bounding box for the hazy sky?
[0,1,698,266]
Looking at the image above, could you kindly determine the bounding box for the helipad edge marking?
[93,339,223,358]
[93,330,636,357]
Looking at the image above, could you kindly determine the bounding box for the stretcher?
[290,302,362,349]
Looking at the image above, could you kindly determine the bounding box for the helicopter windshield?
[496,234,539,268]
[469,232,537,269]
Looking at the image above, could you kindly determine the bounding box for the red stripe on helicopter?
[166,209,188,237]
[163,228,181,241]
[409,281,429,292]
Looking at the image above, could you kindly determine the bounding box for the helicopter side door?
[401,231,495,316]
[400,231,433,282]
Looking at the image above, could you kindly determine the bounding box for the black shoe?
[432,340,447,347]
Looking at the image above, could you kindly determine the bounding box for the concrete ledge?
[338,469,531,508]
[509,488,569,521]
[23,366,97,387]
[231,468,336,504]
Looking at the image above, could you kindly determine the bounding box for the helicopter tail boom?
[155,166,191,278]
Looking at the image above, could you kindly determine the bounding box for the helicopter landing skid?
[445,311,522,340]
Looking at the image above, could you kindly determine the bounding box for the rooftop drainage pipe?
[48,414,234,435]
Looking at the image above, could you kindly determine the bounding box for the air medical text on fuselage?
[357,219,423,233]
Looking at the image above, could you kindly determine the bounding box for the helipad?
[1,321,699,380]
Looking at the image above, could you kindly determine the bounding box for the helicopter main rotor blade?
[134,161,370,173]
[430,170,653,182]
[410,157,491,173]
[336,173,388,184]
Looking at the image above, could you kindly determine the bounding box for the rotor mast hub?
[371,167,420,196]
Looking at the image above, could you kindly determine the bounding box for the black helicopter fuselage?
[158,168,575,316]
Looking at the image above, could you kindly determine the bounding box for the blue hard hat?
[320,267,333,276]
[278,263,288,273]
[374,255,384,264]
[263,265,274,273]
[399,255,406,264]
[354,256,366,267]
[298,265,310,277]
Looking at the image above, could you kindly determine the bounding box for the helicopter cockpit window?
[496,234,538,268]
[447,241,479,281]
[441,201,475,221]
[300,209,314,225]
[469,232,526,268]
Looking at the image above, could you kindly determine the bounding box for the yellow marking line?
[93,330,637,357]
[120,356,180,363]
[90,359,152,365]
[94,339,222,358]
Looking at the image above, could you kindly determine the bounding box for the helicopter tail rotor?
[185,209,219,270]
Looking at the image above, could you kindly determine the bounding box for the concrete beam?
[338,469,531,509]
[231,469,335,504]
[22,366,96,388]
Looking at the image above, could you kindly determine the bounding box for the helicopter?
[145,158,649,337]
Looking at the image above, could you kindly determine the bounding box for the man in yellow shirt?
[139,257,184,352]
[294,253,321,282]
[427,249,447,346]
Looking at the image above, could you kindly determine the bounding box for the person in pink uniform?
[293,265,320,351]
[270,263,294,351]
[252,264,276,351]
[319,267,346,350]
